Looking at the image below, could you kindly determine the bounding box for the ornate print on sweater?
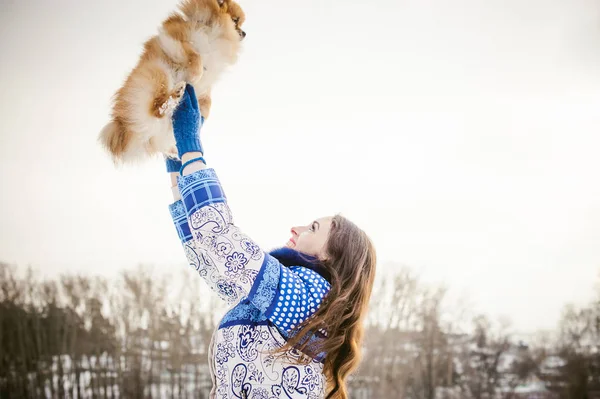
[169,168,330,399]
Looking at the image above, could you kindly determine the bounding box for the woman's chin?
[286,241,295,249]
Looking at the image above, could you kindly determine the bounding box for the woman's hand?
[173,84,204,159]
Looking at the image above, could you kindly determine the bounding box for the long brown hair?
[274,215,377,399]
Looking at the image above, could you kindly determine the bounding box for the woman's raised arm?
[164,85,330,338]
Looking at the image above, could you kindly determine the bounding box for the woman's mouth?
[287,237,296,248]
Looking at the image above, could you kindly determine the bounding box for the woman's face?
[286,216,333,259]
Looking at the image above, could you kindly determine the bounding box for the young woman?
[166,84,376,399]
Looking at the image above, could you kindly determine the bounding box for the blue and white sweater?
[168,168,331,399]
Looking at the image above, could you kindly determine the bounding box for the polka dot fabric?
[266,265,331,337]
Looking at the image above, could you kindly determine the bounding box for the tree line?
[0,262,598,398]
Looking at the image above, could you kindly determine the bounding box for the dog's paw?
[158,82,187,116]
[173,81,186,100]
[188,60,204,83]
[198,94,212,119]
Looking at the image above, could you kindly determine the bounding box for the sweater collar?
[269,247,331,283]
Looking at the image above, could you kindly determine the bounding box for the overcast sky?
[1,0,599,333]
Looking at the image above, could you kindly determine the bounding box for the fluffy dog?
[99,0,245,163]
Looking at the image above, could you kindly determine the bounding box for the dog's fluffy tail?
[99,120,128,164]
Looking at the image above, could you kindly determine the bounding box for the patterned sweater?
[168,168,331,399]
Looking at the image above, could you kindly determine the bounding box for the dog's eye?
[232,17,239,24]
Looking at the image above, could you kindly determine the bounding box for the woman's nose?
[291,226,304,236]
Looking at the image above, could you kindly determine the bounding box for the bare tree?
[454,315,514,399]
[356,266,453,399]
[553,285,600,399]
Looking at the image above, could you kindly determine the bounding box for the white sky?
[1,0,599,333]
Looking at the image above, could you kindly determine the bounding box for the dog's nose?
[240,30,246,39]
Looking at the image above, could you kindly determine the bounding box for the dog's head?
[180,0,246,41]
[218,0,246,40]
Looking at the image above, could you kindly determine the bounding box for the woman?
[165,84,376,399]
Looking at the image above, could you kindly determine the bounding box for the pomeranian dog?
[99,0,245,163]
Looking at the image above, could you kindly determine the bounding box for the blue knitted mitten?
[172,84,204,158]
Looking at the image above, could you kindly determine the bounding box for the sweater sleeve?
[169,199,239,305]
[173,168,331,335]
